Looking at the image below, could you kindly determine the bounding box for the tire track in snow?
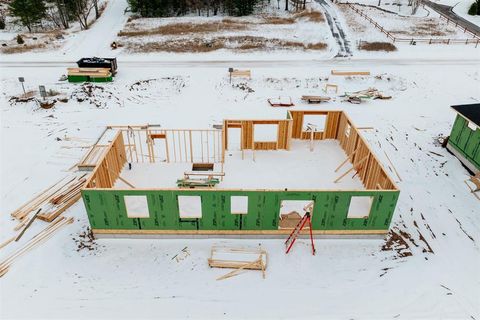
[315,0,352,57]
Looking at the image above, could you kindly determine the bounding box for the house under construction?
[79,110,399,237]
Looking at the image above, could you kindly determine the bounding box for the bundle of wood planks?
[11,174,88,223]
[208,246,267,280]
[67,67,111,77]
[0,217,74,277]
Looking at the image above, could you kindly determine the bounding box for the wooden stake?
[384,151,402,182]
[15,209,41,242]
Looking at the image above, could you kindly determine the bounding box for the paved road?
[423,0,480,37]
[315,0,353,57]
[1,58,479,69]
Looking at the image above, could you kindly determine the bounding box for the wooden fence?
[344,3,480,46]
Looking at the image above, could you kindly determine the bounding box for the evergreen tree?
[9,0,47,32]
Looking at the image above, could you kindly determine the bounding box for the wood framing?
[80,110,399,237]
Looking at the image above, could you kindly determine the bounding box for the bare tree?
[71,0,95,29]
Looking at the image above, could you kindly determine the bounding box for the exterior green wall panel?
[449,114,480,170]
[82,189,399,232]
[465,129,480,159]
[450,115,465,145]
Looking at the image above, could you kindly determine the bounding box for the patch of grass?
[129,36,327,53]
[358,41,397,52]
[294,10,325,22]
[134,38,224,53]
[119,21,247,37]
[305,42,328,50]
[262,16,296,24]
[1,43,46,54]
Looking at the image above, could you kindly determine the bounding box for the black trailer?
[76,57,118,75]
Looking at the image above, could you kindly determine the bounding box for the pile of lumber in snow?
[208,246,267,280]
[10,174,88,223]
[342,88,391,104]
[230,69,251,79]
[268,96,294,107]
[301,95,331,104]
[67,67,111,77]
[0,217,74,277]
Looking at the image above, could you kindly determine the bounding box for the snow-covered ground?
[436,0,480,25]
[0,0,479,318]
[1,61,479,319]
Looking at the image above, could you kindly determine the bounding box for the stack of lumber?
[11,174,88,223]
[67,67,112,83]
[208,246,267,280]
[0,217,73,277]
[342,88,391,104]
[301,95,331,104]
[230,69,251,79]
[268,96,294,107]
[176,177,220,188]
[67,67,111,77]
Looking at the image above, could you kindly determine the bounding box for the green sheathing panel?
[90,76,113,83]
[68,75,89,83]
[465,129,480,159]
[82,189,399,232]
[449,115,480,170]
[449,115,466,145]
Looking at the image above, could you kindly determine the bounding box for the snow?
[1,1,480,318]
[115,140,365,190]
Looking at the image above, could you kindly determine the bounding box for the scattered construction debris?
[381,229,413,258]
[74,227,98,252]
[208,246,267,280]
[10,174,88,223]
[384,151,403,182]
[465,172,480,200]
[0,217,74,277]
[268,96,294,107]
[324,83,338,94]
[172,246,190,262]
[341,88,391,104]
[301,95,331,104]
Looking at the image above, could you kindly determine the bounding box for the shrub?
[468,2,477,15]
[358,41,397,52]
[16,34,24,44]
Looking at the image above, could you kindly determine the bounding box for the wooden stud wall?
[85,132,127,189]
[224,119,292,151]
[336,113,397,190]
[289,110,341,140]
[119,128,223,164]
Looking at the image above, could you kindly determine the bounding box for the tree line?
[6,0,102,32]
[127,0,270,17]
